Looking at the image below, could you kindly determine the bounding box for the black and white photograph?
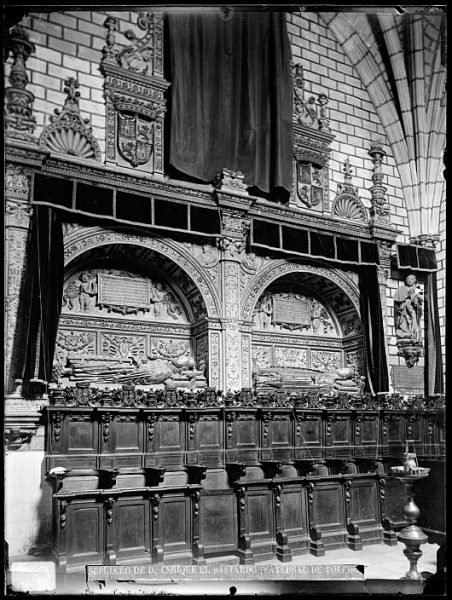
[3,3,446,596]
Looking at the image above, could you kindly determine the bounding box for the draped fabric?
[425,272,444,395]
[167,11,293,195]
[20,205,64,389]
[358,267,389,395]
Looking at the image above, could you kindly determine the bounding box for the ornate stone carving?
[368,141,391,224]
[253,291,336,336]
[100,13,169,173]
[275,347,307,369]
[63,229,221,319]
[252,346,272,370]
[62,268,188,322]
[39,78,101,160]
[332,159,367,222]
[310,350,340,373]
[242,261,360,321]
[224,323,241,391]
[340,314,362,337]
[101,333,145,360]
[240,334,251,388]
[214,168,248,193]
[5,164,30,201]
[4,26,36,141]
[393,274,424,367]
[293,63,328,130]
[294,161,326,210]
[194,242,219,268]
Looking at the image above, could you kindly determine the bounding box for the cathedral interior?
[3,5,446,594]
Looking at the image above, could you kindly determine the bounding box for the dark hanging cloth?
[20,205,64,389]
[425,271,444,395]
[358,266,389,395]
[167,11,293,195]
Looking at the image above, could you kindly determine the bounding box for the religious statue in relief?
[196,243,218,268]
[62,272,97,312]
[257,293,273,329]
[393,274,423,342]
[149,282,165,318]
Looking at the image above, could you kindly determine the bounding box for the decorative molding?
[4,26,36,142]
[214,168,249,194]
[38,78,101,161]
[332,159,367,223]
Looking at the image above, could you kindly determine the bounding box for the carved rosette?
[39,78,101,161]
[100,13,169,173]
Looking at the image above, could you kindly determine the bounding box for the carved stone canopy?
[38,78,101,161]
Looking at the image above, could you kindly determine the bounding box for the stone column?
[215,170,251,392]
[5,164,34,393]
[368,142,398,389]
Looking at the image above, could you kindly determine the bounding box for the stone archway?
[56,224,222,388]
[241,259,364,385]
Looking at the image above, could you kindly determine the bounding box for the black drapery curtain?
[167,11,293,195]
[358,266,389,395]
[20,205,64,389]
[425,271,444,395]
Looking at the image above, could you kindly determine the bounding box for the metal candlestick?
[391,443,430,581]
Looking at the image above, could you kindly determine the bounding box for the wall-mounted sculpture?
[393,274,424,367]
[289,63,335,213]
[100,12,169,173]
[332,158,367,222]
[38,77,101,160]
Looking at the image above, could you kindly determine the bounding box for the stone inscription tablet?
[392,366,424,393]
[98,274,150,309]
[273,298,310,326]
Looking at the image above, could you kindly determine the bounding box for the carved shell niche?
[332,195,367,222]
[38,77,101,161]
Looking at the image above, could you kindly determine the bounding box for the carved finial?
[4,25,36,141]
[368,140,390,224]
[342,158,353,183]
[102,16,118,63]
[61,77,80,113]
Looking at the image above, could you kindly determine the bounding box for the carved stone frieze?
[240,334,251,388]
[345,350,363,377]
[5,164,30,201]
[311,350,340,373]
[59,314,190,336]
[38,78,101,161]
[224,323,241,391]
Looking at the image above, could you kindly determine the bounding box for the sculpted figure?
[258,294,273,329]
[150,282,165,318]
[393,274,423,341]
[197,243,218,268]
[79,272,98,312]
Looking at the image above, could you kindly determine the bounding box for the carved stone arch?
[241,259,361,323]
[63,225,221,319]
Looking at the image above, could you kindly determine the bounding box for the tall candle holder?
[391,441,430,580]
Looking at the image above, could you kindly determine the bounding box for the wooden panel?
[248,491,273,538]
[64,415,97,454]
[383,478,406,525]
[115,416,141,452]
[236,419,257,447]
[159,495,191,555]
[294,413,323,459]
[354,413,379,458]
[67,501,103,564]
[200,491,237,553]
[282,487,306,535]
[197,418,222,449]
[326,414,352,459]
[115,498,149,559]
[312,482,345,531]
[349,481,379,524]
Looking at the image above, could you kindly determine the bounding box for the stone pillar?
[368,142,398,389]
[5,164,34,393]
[215,170,251,392]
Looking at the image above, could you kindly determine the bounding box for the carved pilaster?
[4,26,36,142]
[4,164,33,393]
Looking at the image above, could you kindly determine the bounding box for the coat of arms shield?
[117,112,154,167]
